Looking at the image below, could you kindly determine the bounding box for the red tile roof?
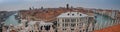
[19,8,94,22]
[93,24,120,32]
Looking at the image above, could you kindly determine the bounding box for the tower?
[29,7,32,10]
[41,6,43,9]
[66,4,69,9]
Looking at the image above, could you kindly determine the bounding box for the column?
[49,25,54,32]
[111,20,114,26]
[83,23,86,32]
[57,26,63,32]
[90,23,93,32]
[60,18,62,28]
[74,26,79,32]
[66,27,71,32]
[76,18,78,27]
[70,18,71,28]
[41,26,47,32]
[117,19,119,24]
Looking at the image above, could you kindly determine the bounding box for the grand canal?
[94,13,114,30]
[4,13,19,26]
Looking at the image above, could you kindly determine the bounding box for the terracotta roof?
[19,8,66,22]
[93,24,120,32]
[19,8,94,22]
[86,13,94,17]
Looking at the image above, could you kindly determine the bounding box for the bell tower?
[66,4,69,9]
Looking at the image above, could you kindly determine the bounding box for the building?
[57,12,95,32]
[4,19,54,32]
[0,11,8,32]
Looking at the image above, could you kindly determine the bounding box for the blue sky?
[0,0,120,11]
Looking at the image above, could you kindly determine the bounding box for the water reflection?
[4,13,19,26]
[95,13,114,29]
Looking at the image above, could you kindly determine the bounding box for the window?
[67,13,70,15]
[80,14,82,16]
[71,29,74,30]
[65,19,70,22]
[57,23,60,27]
[79,18,82,21]
[57,19,59,21]
[71,19,76,23]
[62,24,65,27]
[62,19,64,22]
[63,28,66,30]
[30,30,33,32]
[72,14,74,16]
[83,29,85,32]
[76,19,79,22]
[71,23,75,27]
[80,30,82,32]
[65,23,68,27]
[79,23,83,26]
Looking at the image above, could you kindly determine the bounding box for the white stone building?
[57,12,95,32]
[3,19,54,32]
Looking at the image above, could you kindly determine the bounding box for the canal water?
[95,13,114,30]
[4,12,113,29]
[4,13,19,26]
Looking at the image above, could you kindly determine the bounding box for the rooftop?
[57,12,88,18]
[19,7,95,22]
[93,24,120,32]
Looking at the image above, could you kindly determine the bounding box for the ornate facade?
[57,12,95,32]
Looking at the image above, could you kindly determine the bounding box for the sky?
[0,0,120,11]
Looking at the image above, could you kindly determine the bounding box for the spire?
[29,7,32,10]
[29,6,34,10]
[41,6,43,9]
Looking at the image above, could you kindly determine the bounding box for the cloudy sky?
[0,0,120,11]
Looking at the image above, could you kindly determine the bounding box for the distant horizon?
[0,6,118,11]
[0,0,120,11]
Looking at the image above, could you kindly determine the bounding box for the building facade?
[57,12,95,32]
